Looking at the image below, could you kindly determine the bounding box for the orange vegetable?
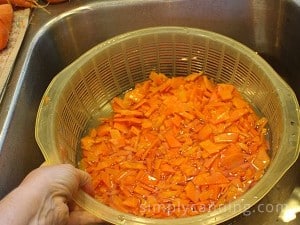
[80,72,270,218]
[0,0,68,7]
[164,130,182,148]
[0,0,38,8]
[0,4,13,50]
[185,181,200,203]
[213,132,239,143]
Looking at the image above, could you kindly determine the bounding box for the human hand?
[18,164,102,225]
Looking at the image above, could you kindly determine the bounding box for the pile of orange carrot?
[80,71,270,218]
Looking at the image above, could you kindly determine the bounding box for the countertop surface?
[0,9,30,102]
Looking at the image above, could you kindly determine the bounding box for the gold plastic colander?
[35,26,300,225]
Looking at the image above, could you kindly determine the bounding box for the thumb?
[68,210,103,225]
[75,168,95,196]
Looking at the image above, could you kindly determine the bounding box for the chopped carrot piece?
[198,124,213,140]
[185,181,200,203]
[134,185,151,196]
[193,171,229,186]
[221,153,245,170]
[199,139,227,154]
[160,163,176,173]
[122,196,140,208]
[164,131,182,148]
[252,146,270,170]
[120,161,147,170]
[158,190,179,199]
[149,71,168,84]
[213,132,239,143]
[99,171,112,188]
[217,84,235,100]
[81,136,95,149]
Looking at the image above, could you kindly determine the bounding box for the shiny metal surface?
[0,0,299,224]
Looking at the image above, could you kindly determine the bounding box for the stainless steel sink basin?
[0,0,299,224]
